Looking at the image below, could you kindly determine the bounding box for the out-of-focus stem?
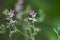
[32,22,35,40]
[28,20,35,40]
[8,23,11,40]
[15,27,32,40]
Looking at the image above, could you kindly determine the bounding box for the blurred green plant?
[2,9,9,15]
[1,9,41,40]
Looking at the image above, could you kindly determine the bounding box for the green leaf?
[38,9,45,22]
[26,26,30,31]
[0,24,5,33]
[0,24,5,30]
[24,5,31,14]
[2,9,9,15]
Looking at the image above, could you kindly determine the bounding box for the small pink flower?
[9,9,14,17]
[30,9,35,16]
[29,9,36,17]
[18,0,24,4]
[9,9,14,15]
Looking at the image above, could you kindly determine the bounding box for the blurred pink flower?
[30,9,35,16]
[9,9,14,18]
[29,9,36,17]
[18,0,24,4]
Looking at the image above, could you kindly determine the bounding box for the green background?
[0,0,60,40]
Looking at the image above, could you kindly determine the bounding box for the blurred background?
[0,0,60,40]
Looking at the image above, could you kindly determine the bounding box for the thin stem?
[32,21,35,40]
[28,20,35,40]
[27,20,33,40]
[29,25,33,39]
[11,22,32,40]
[15,28,32,40]
[8,23,11,40]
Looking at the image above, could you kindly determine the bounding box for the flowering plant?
[0,0,41,40]
[1,8,41,40]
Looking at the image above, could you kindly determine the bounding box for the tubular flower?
[28,9,37,22]
[29,9,36,17]
[9,9,14,18]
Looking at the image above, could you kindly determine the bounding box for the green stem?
[28,21,35,40]
[12,23,32,40]
[15,28,32,40]
[32,21,35,40]
[28,21,33,40]
[8,23,11,40]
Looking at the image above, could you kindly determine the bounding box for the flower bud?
[9,9,14,18]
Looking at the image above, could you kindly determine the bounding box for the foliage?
[0,0,60,40]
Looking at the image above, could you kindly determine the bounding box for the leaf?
[2,9,9,15]
[26,26,30,31]
[38,9,45,22]
[0,24,5,33]
[24,5,31,14]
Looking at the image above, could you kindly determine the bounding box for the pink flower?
[30,9,35,16]
[29,9,36,17]
[18,0,24,4]
[9,9,14,18]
